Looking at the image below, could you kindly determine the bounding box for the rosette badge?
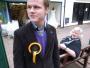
[28,42,42,64]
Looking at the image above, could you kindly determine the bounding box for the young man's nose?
[30,7,35,12]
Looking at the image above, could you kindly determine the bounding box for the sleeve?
[53,29,60,68]
[60,36,69,44]
[13,30,25,68]
[66,39,81,58]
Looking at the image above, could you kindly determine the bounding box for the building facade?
[64,0,90,27]
[1,0,90,27]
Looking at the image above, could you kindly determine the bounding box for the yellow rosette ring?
[28,42,42,64]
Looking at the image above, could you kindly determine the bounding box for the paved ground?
[2,23,90,68]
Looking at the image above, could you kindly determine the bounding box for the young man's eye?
[34,6,40,9]
[27,5,32,9]
[27,5,41,10]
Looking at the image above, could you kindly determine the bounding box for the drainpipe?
[63,0,66,28]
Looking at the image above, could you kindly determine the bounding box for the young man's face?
[27,0,48,26]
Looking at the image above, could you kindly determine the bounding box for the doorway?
[77,3,85,25]
[8,3,27,26]
[72,2,90,25]
[72,3,86,25]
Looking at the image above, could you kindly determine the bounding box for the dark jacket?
[60,36,81,59]
[13,22,59,68]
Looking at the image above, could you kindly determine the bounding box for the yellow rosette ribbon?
[28,42,42,64]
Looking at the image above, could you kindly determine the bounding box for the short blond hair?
[70,27,83,38]
[27,0,49,8]
[44,0,49,8]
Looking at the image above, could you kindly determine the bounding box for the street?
[2,23,90,68]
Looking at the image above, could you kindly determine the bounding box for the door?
[77,3,85,25]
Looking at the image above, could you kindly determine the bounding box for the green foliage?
[0,16,4,23]
[0,1,6,9]
[0,1,6,23]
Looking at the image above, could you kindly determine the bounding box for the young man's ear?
[45,8,49,15]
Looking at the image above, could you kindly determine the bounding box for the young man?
[13,0,60,68]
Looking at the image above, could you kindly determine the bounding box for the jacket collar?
[31,21,47,31]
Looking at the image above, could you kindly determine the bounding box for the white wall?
[50,0,63,2]
[64,0,90,27]
[48,2,62,25]
[75,0,90,3]
[49,0,90,27]
[50,0,75,27]
[64,0,75,26]
[50,0,64,27]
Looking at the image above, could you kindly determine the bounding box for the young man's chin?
[30,19,37,22]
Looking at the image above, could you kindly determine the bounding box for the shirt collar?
[31,21,47,31]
